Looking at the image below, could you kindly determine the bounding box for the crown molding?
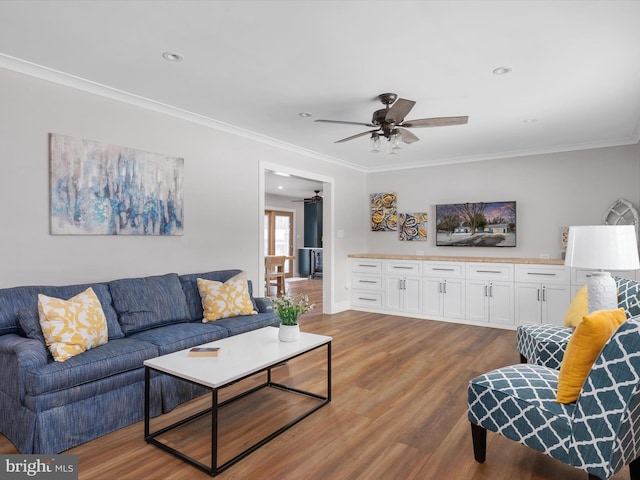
[2,53,638,175]
[0,53,368,173]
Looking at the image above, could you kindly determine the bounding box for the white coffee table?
[144,326,332,476]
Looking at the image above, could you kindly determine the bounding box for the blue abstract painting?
[50,134,184,235]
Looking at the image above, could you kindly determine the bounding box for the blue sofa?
[0,269,280,454]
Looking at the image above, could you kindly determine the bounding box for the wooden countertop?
[348,253,565,265]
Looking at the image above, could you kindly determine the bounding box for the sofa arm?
[0,334,49,402]
[253,297,274,314]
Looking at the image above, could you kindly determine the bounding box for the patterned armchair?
[516,277,640,370]
[517,323,572,369]
[468,316,640,479]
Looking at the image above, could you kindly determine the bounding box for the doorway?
[260,163,334,314]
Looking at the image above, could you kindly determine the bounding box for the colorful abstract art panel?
[399,213,428,241]
[370,192,397,231]
[50,134,184,235]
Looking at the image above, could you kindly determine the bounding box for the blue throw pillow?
[17,307,46,345]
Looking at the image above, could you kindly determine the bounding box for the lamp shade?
[564,225,640,270]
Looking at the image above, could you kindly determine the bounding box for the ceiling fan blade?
[335,129,380,143]
[385,98,416,123]
[397,127,420,144]
[402,116,469,128]
[315,119,375,127]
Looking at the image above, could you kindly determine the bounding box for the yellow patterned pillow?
[197,272,257,322]
[37,287,109,362]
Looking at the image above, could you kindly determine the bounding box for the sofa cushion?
[179,270,258,321]
[127,322,229,355]
[37,287,109,362]
[109,273,190,334]
[213,312,280,336]
[23,337,158,397]
[24,368,149,413]
[197,272,257,322]
[0,283,123,339]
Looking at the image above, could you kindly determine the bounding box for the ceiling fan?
[292,190,323,204]
[315,93,468,145]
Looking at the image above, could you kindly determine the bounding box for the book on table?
[188,347,220,357]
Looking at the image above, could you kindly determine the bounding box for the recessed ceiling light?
[278,186,284,190]
[162,51,184,62]
[523,118,537,123]
[492,66,512,75]
[298,112,312,118]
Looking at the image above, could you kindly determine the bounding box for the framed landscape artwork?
[50,134,184,235]
[435,201,516,247]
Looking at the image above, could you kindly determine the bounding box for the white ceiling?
[2,0,640,179]
[265,172,323,201]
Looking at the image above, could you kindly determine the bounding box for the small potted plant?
[270,292,315,342]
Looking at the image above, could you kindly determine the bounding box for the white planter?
[279,324,300,342]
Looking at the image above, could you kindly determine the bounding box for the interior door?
[265,210,294,276]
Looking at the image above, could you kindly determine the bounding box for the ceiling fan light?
[371,134,381,152]
[387,135,401,154]
[386,132,401,154]
[392,133,402,150]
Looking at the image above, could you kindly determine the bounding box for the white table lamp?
[565,225,640,313]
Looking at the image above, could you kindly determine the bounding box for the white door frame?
[259,161,335,314]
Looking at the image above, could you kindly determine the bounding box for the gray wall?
[0,68,367,313]
[366,144,640,259]
[2,65,639,312]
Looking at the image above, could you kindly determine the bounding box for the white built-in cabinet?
[514,265,570,326]
[384,260,422,314]
[350,259,384,309]
[571,268,637,296]
[348,256,628,330]
[422,261,465,320]
[465,263,514,325]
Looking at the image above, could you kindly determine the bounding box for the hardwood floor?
[1,279,632,479]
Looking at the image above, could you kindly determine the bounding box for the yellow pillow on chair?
[556,308,626,404]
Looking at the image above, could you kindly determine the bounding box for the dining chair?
[265,255,286,296]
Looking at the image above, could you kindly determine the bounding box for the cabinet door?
[489,282,514,325]
[384,276,403,311]
[442,278,465,319]
[423,278,443,317]
[541,284,571,326]
[466,280,489,323]
[403,277,423,314]
[514,282,543,325]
